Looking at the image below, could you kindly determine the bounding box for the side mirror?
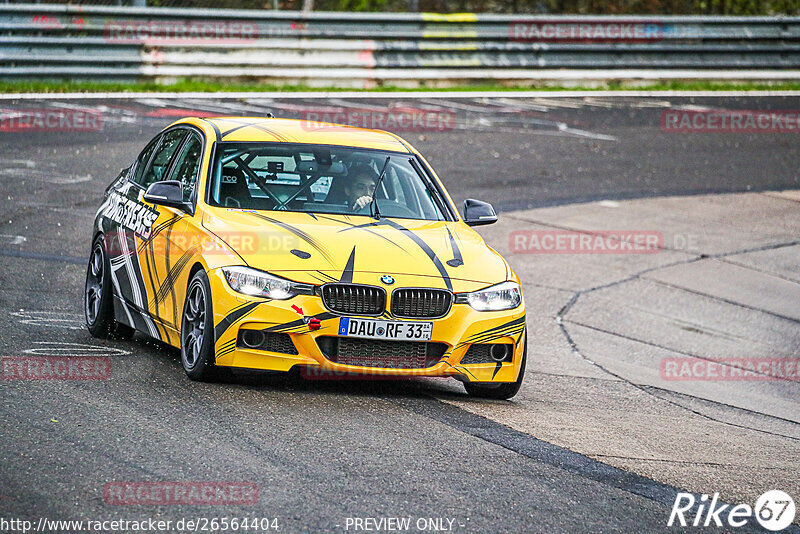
[463,199,497,226]
[143,180,191,212]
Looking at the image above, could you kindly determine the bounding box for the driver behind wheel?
[344,165,379,211]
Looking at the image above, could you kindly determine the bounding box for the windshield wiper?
[370,156,390,220]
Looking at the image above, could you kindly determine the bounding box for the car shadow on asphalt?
[128,332,477,401]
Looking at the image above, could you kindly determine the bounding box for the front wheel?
[464,341,527,400]
[84,236,134,340]
[181,270,228,381]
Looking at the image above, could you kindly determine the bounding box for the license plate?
[338,317,432,341]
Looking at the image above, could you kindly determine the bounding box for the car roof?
[179,117,412,153]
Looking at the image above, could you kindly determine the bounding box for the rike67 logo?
[669,490,795,531]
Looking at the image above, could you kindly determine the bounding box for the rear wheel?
[181,270,229,381]
[464,341,527,400]
[84,236,134,340]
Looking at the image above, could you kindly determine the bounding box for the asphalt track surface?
[0,94,798,533]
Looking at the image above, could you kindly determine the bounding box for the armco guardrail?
[1,4,799,86]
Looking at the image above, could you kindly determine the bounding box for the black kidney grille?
[391,288,452,318]
[316,337,448,369]
[322,284,385,315]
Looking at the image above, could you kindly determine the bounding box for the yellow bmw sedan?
[85,117,526,399]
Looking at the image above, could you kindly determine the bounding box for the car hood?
[202,208,508,292]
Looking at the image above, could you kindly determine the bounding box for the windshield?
[208,142,448,221]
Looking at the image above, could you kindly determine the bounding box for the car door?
[103,127,187,342]
[146,130,205,340]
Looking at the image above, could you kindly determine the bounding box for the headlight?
[457,281,522,311]
[222,266,313,300]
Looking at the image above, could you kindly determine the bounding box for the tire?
[180,269,229,381]
[84,236,135,340]
[464,341,527,400]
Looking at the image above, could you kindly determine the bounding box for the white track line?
[2,90,800,101]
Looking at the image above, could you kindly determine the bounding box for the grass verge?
[2,79,800,94]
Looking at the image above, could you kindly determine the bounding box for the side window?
[131,137,159,185]
[139,129,187,189]
[169,133,203,202]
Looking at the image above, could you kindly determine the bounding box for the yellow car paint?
[102,116,526,384]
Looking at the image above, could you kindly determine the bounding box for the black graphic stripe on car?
[217,347,236,359]
[216,339,238,358]
[443,361,479,381]
[109,228,160,340]
[151,246,198,310]
[467,316,526,341]
[136,214,181,255]
[217,338,236,351]
[493,328,526,379]
[308,273,331,284]
[108,253,135,325]
[122,229,156,325]
[247,123,296,143]
[164,223,178,328]
[247,212,335,265]
[446,228,464,268]
[382,219,453,292]
[459,327,526,349]
[219,121,259,139]
[202,119,221,141]
[456,316,527,348]
[262,312,338,334]
[339,247,356,283]
[220,120,291,142]
[214,301,261,342]
[315,271,337,281]
[339,218,452,290]
[216,339,236,357]
[143,236,165,340]
[462,323,526,346]
[492,361,503,379]
[323,215,407,252]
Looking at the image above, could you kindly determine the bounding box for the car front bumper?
[208,268,526,383]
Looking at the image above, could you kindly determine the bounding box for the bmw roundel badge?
[380,275,395,285]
